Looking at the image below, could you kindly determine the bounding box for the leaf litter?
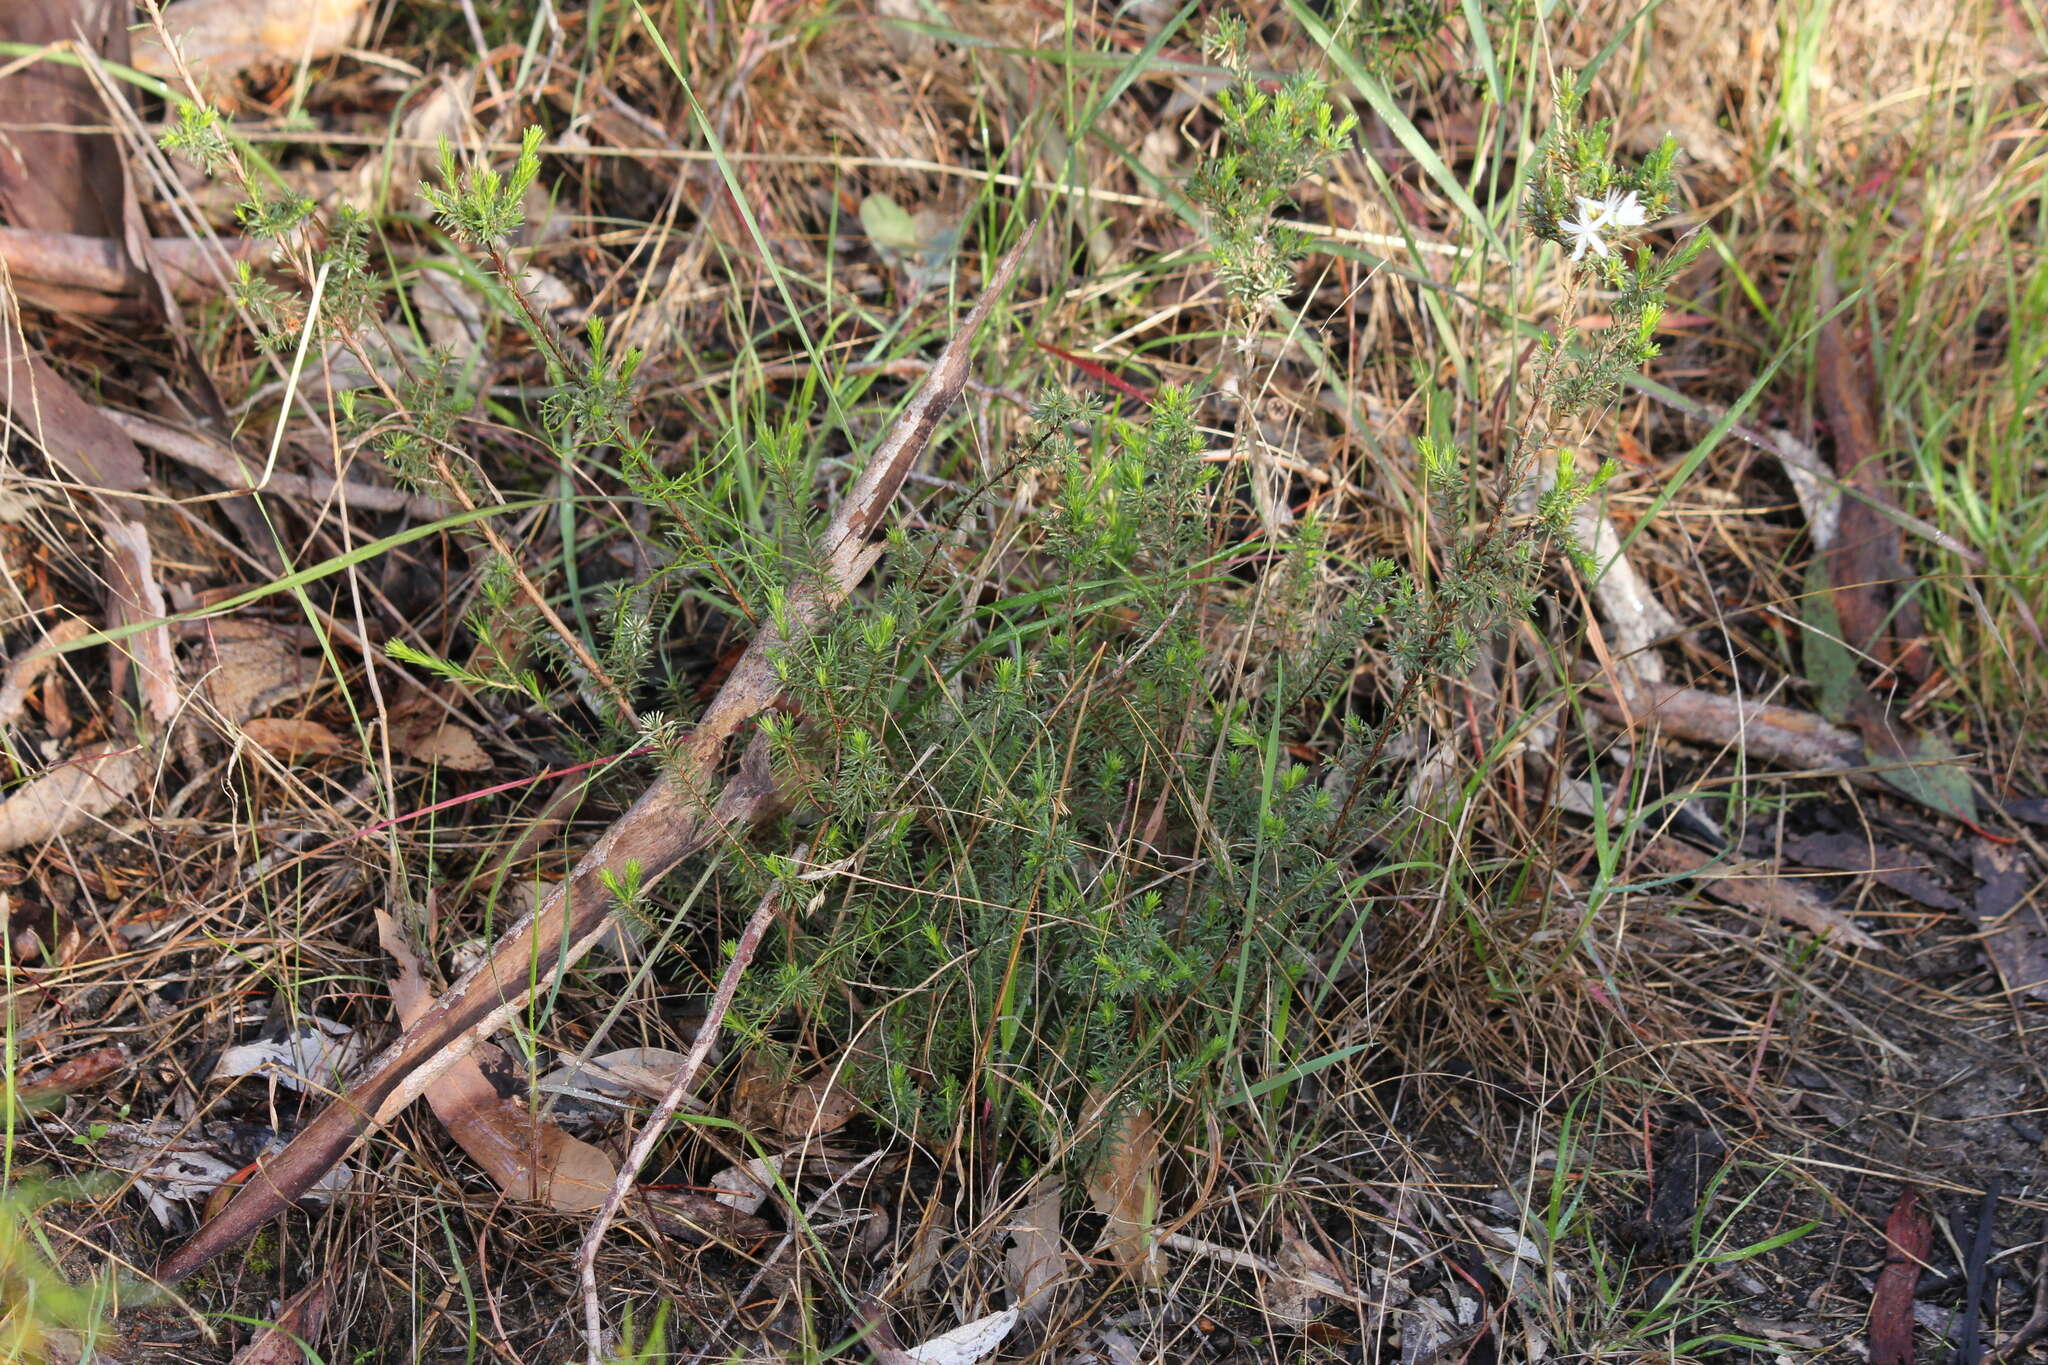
[0,5,2039,1358]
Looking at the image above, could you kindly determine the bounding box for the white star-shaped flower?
[1592,188,1650,229]
[1561,189,1654,261]
[1562,202,1611,260]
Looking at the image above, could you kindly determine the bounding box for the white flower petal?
[1600,189,1649,228]
[1562,216,1609,260]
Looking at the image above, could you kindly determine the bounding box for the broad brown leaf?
[376,909,616,1211]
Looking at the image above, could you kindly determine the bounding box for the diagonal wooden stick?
[150,228,1036,1287]
[577,855,794,1362]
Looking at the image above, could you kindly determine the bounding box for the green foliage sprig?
[1189,19,1357,310]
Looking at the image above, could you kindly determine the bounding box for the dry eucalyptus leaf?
[134,0,370,78]
[213,1015,359,1094]
[1086,1105,1164,1283]
[709,1152,784,1214]
[897,1308,1019,1365]
[0,743,143,853]
[539,1047,696,1106]
[377,908,617,1211]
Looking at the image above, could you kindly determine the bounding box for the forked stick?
[151,227,1035,1287]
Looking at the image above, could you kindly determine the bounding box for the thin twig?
[1989,1220,2048,1363]
[576,859,798,1362]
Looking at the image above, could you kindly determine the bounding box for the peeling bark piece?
[1638,840,1882,951]
[377,908,618,1211]
[1968,845,2048,1000]
[229,1280,330,1365]
[1608,682,1864,773]
[133,0,370,79]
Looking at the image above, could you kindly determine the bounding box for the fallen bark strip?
[149,227,1035,1287]
[0,224,265,300]
[1590,679,1865,775]
[100,407,451,518]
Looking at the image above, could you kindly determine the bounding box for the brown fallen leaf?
[239,717,344,759]
[375,908,616,1211]
[0,618,92,724]
[1637,840,1882,952]
[1782,831,1964,912]
[1270,1220,1349,1326]
[1816,265,1928,683]
[730,1057,859,1139]
[1087,1103,1164,1284]
[1967,844,2048,1001]
[229,1280,330,1365]
[134,0,371,79]
[1868,1190,1931,1365]
[0,743,144,854]
[0,3,129,243]
[10,1045,128,1113]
